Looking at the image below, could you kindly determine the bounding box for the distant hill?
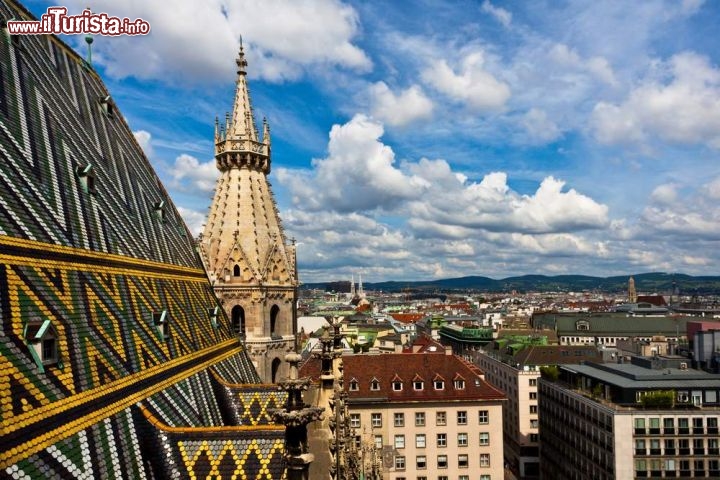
[302,272,720,294]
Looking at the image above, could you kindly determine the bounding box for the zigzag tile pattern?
[0,1,285,478]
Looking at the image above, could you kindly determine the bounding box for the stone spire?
[628,276,637,303]
[200,40,297,383]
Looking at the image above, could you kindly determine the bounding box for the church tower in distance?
[200,42,297,383]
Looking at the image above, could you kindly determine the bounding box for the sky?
[27,0,720,282]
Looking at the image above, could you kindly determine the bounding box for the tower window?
[233,264,240,276]
[270,304,279,336]
[231,305,245,336]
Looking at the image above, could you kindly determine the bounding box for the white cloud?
[520,108,562,144]
[170,154,218,192]
[276,114,428,212]
[368,82,433,127]
[548,44,617,86]
[177,206,207,236]
[133,130,153,158]
[591,52,720,148]
[64,0,370,83]
[481,0,512,28]
[650,183,678,205]
[422,50,510,112]
[702,176,720,199]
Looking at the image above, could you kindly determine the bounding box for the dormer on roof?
[433,373,445,390]
[153,310,169,341]
[75,164,96,194]
[370,377,380,391]
[24,319,60,372]
[391,374,403,391]
[453,373,466,390]
[349,377,359,391]
[412,374,424,390]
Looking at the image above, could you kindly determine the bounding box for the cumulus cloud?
[276,114,428,212]
[170,154,218,192]
[133,130,154,158]
[591,52,720,148]
[481,0,512,28]
[279,116,608,235]
[177,206,207,236]
[548,44,617,86]
[422,50,510,112]
[64,0,370,83]
[368,82,433,127]
[650,183,678,205]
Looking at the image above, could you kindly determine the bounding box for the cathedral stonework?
[199,43,297,383]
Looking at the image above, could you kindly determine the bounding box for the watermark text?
[7,7,150,36]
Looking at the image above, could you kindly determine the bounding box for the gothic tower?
[200,42,297,383]
[628,276,637,303]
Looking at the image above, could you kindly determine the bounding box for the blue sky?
[28,0,720,282]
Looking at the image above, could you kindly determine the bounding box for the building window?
[395,435,405,449]
[479,432,489,446]
[458,454,468,468]
[480,453,490,467]
[349,379,359,391]
[634,418,646,434]
[437,455,448,469]
[416,434,426,448]
[99,95,115,117]
[529,405,538,414]
[374,435,382,449]
[438,477,448,480]
[529,391,537,400]
[434,379,445,390]
[436,411,447,426]
[457,433,468,447]
[394,456,405,470]
[437,433,447,447]
[529,378,537,386]
[530,419,538,429]
[153,200,166,223]
[478,410,489,424]
[371,413,382,428]
[350,413,361,428]
[457,411,467,425]
[416,455,427,469]
[393,380,403,391]
[530,434,538,443]
[394,412,405,427]
[233,264,241,276]
[371,378,380,391]
[414,380,424,390]
[454,379,465,390]
[415,412,426,426]
[480,476,491,480]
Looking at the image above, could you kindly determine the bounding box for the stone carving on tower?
[199,40,297,383]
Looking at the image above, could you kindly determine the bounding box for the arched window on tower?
[270,305,280,337]
[231,305,245,337]
[233,264,240,277]
[271,357,282,383]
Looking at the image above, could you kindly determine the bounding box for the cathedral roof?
[0,2,285,477]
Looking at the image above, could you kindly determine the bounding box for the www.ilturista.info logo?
[7,7,150,36]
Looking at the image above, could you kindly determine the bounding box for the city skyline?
[32,0,720,282]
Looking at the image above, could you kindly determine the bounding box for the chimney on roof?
[445,345,453,355]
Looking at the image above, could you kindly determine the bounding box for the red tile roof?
[302,353,505,402]
[390,313,424,323]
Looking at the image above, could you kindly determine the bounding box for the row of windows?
[365,410,490,428]
[635,458,720,475]
[394,453,492,470]
[386,432,492,449]
[634,416,719,434]
[350,378,466,392]
[396,475,491,480]
[635,437,720,455]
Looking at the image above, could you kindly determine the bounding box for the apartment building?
[539,359,720,479]
[318,352,506,480]
[473,341,601,479]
